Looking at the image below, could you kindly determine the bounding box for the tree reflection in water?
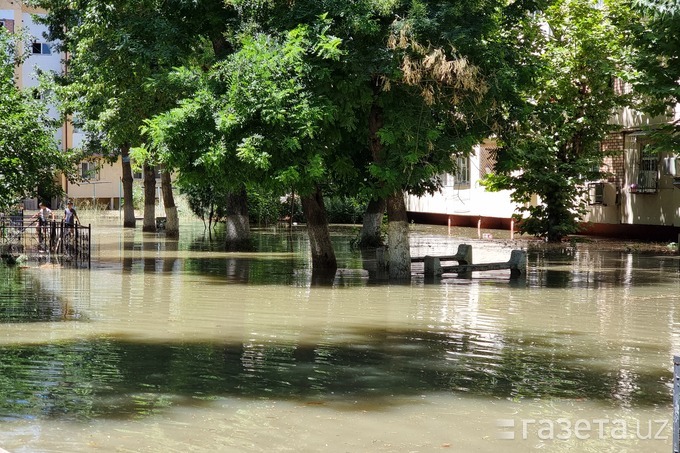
[0,329,670,422]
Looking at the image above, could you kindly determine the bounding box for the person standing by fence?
[64,201,80,228]
[34,202,54,250]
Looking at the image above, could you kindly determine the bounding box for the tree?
[145,1,543,279]
[625,1,680,152]
[326,1,537,278]
[145,19,346,264]
[0,29,72,211]
[242,1,540,279]
[485,0,630,242]
[31,0,217,234]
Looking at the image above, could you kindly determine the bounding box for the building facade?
[405,140,521,231]
[406,106,680,241]
[1,0,123,210]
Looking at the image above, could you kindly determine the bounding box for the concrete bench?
[411,244,472,268]
[424,249,526,279]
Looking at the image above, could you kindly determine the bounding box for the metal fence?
[0,212,90,267]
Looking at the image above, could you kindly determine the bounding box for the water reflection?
[0,267,79,323]
[528,245,680,289]
[0,223,678,434]
[0,328,670,422]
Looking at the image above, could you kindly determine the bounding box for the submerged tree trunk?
[364,88,392,258]
[359,197,385,248]
[367,88,410,280]
[161,170,179,238]
[121,144,136,228]
[225,185,251,251]
[300,186,337,281]
[386,191,411,281]
[142,163,156,232]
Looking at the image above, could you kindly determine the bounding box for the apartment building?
[406,104,680,240]
[1,0,123,210]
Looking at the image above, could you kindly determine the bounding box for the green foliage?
[485,0,630,242]
[0,30,72,210]
[625,1,680,153]
[31,0,218,162]
[141,1,539,222]
[132,183,144,211]
[247,188,282,226]
[178,178,229,223]
[324,196,366,224]
[210,21,342,194]
[142,16,347,206]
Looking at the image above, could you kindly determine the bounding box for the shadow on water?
[0,329,671,422]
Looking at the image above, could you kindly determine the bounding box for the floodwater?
[0,218,679,452]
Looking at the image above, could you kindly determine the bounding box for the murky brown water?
[0,217,678,452]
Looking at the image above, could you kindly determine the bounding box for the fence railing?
[0,213,91,267]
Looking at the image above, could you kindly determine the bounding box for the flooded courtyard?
[0,218,678,452]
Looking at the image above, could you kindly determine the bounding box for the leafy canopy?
[0,30,72,210]
[486,0,630,241]
[625,0,680,153]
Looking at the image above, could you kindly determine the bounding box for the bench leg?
[508,250,527,278]
[424,256,442,277]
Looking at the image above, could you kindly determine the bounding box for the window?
[32,42,51,55]
[81,161,99,181]
[438,156,470,188]
[0,19,14,33]
[439,173,454,187]
[588,182,605,205]
[635,146,658,194]
[454,155,470,186]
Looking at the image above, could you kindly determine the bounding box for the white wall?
[405,145,520,220]
[20,13,61,89]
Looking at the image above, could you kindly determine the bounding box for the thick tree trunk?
[142,163,156,232]
[300,186,337,278]
[121,144,136,228]
[386,191,411,281]
[225,185,251,251]
[367,90,410,280]
[359,197,385,248]
[161,170,179,238]
[364,90,389,250]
